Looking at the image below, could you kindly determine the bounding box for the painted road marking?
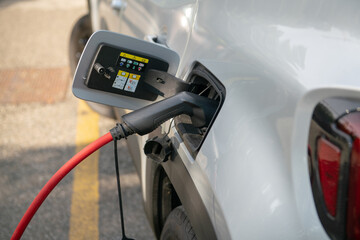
[69,100,100,240]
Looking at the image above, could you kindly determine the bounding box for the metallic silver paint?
[90,0,360,239]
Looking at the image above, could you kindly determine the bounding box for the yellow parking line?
[69,100,100,240]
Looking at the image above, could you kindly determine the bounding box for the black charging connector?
[121,91,217,135]
[110,91,218,139]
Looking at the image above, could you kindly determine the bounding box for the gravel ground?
[0,0,155,239]
[0,0,86,69]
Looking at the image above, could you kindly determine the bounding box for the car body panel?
[89,0,360,239]
[95,0,197,59]
[173,1,360,238]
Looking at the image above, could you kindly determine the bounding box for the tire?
[160,206,197,240]
[69,14,92,76]
[69,14,115,119]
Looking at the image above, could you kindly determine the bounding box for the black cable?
[165,118,175,136]
[113,140,134,240]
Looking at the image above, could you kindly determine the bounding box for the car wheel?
[69,14,92,76]
[69,14,115,118]
[160,206,197,240]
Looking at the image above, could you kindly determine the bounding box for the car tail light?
[308,98,360,240]
[317,137,341,217]
[337,112,360,240]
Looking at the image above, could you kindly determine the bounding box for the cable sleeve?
[11,132,114,240]
[110,123,134,140]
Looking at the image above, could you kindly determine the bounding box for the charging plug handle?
[122,92,218,136]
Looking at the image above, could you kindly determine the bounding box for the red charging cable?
[11,132,114,240]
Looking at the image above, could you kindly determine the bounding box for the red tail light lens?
[338,112,360,240]
[309,99,360,240]
[317,137,341,217]
[347,138,360,239]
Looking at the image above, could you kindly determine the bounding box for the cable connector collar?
[110,123,134,140]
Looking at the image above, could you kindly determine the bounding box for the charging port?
[175,63,225,156]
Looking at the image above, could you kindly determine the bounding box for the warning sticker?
[112,70,129,90]
[124,73,140,92]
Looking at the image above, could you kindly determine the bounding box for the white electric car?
[70,0,360,239]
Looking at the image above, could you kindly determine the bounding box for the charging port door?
[72,30,180,110]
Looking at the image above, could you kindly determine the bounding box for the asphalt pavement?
[0,0,155,239]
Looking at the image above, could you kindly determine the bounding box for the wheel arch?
[144,129,218,240]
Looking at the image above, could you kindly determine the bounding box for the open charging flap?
[72,30,181,110]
